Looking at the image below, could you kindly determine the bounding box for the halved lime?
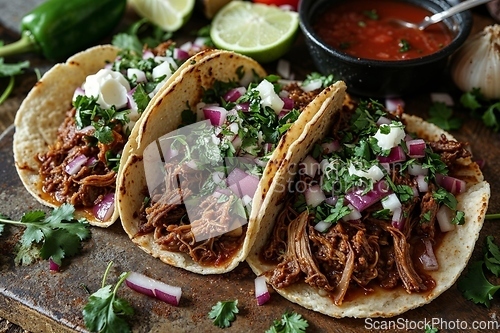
[210,1,299,63]
[129,0,195,32]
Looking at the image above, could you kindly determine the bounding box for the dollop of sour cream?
[82,68,131,109]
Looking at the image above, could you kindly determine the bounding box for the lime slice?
[130,0,195,32]
[210,1,299,63]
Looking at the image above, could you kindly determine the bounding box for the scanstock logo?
[142,120,259,242]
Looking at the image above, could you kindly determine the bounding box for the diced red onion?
[430,92,454,106]
[173,48,190,61]
[321,140,341,154]
[226,168,248,186]
[127,90,138,114]
[407,139,426,158]
[408,163,428,176]
[73,87,85,101]
[377,146,406,163]
[277,59,291,79]
[381,193,401,212]
[324,196,338,206]
[238,174,260,198]
[342,204,362,221]
[235,102,250,112]
[214,187,232,197]
[435,174,466,194]
[281,96,294,110]
[416,175,429,192]
[379,162,390,174]
[93,193,115,221]
[65,154,88,175]
[278,109,290,119]
[314,220,331,233]
[385,97,405,112]
[179,41,192,52]
[126,271,182,306]
[419,239,439,271]
[142,50,154,59]
[376,116,392,126]
[305,185,326,207]
[224,87,246,102]
[391,207,404,230]
[345,180,391,212]
[300,155,319,178]
[203,105,228,126]
[86,156,98,167]
[436,205,456,232]
[254,276,270,305]
[49,258,60,272]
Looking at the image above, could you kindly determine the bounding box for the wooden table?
[1,2,500,333]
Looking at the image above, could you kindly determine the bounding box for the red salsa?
[313,0,454,61]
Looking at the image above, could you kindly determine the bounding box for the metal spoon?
[391,0,493,30]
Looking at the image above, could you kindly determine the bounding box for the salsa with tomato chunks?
[312,0,453,61]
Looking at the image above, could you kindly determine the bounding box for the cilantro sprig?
[0,49,30,105]
[265,312,309,333]
[0,204,90,266]
[83,261,134,333]
[208,300,239,328]
[427,102,462,131]
[460,88,500,131]
[458,236,500,307]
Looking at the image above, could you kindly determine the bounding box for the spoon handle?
[426,0,493,26]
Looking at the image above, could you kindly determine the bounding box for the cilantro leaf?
[427,102,462,131]
[425,324,439,333]
[482,102,500,131]
[208,300,239,328]
[460,88,500,131]
[0,58,30,77]
[484,236,500,277]
[0,204,91,266]
[83,262,133,333]
[265,312,309,333]
[460,88,482,111]
[458,260,500,307]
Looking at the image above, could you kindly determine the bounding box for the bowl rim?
[298,0,473,68]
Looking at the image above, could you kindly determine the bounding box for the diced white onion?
[301,79,322,92]
[373,123,406,150]
[430,92,454,106]
[300,155,319,178]
[436,205,456,232]
[416,175,429,192]
[305,185,326,207]
[381,193,402,212]
[342,204,362,221]
[254,79,284,114]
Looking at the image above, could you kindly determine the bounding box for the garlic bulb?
[451,24,500,100]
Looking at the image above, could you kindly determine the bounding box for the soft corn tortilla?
[13,45,121,227]
[246,113,490,318]
[13,44,195,227]
[117,49,347,274]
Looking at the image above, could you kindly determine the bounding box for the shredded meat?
[429,134,471,168]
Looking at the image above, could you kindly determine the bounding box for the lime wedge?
[129,0,195,32]
[210,1,299,63]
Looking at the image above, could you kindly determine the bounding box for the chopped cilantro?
[427,102,462,131]
[303,72,336,89]
[460,88,500,131]
[363,9,379,20]
[0,55,30,105]
[208,300,239,328]
[82,261,133,333]
[432,187,457,210]
[398,39,411,52]
[265,312,309,333]
[0,204,90,266]
[425,325,439,333]
[484,235,500,277]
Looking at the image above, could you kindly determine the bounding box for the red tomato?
[253,0,300,10]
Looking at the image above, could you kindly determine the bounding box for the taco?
[246,99,490,318]
[117,49,347,274]
[13,41,207,227]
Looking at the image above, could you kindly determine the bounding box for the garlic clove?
[450,24,500,100]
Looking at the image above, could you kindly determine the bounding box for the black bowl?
[299,0,473,98]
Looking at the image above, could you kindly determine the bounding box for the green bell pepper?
[0,0,127,60]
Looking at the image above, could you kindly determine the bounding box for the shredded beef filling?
[261,109,470,304]
[38,108,121,208]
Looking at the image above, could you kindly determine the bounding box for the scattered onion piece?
[436,205,456,232]
[305,185,326,207]
[385,97,405,112]
[203,105,228,126]
[430,92,454,106]
[126,272,182,306]
[419,239,439,271]
[254,276,270,305]
[436,174,466,194]
[49,258,60,272]
[93,193,115,221]
[65,154,88,175]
